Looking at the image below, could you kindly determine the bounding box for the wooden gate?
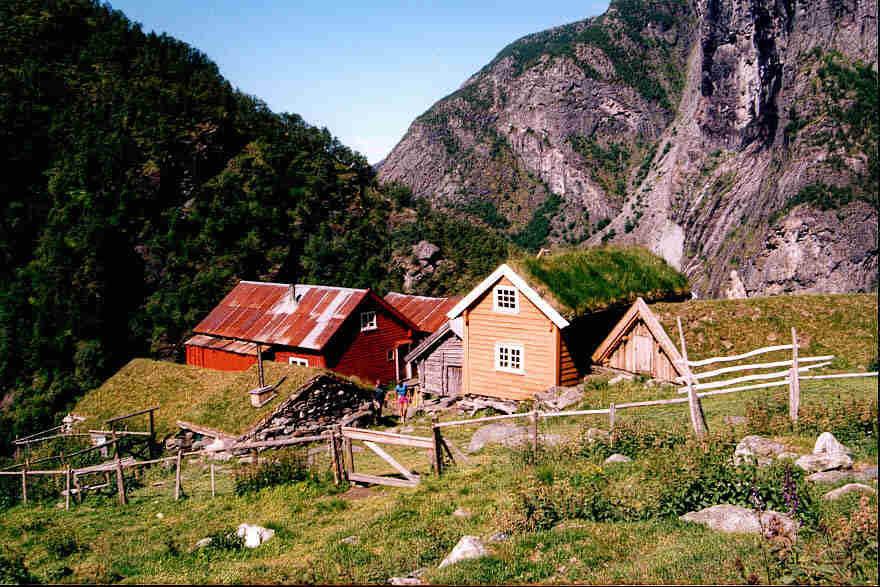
[444,366,462,396]
[337,427,436,488]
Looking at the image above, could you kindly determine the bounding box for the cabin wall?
[273,348,328,368]
[327,297,413,385]
[417,335,463,396]
[185,345,257,371]
[605,319,678,382]
[464,276,558,400]
[558,334,579,386]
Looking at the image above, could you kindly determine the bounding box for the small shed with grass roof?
[591,297,687,382]
[446,247,689,400]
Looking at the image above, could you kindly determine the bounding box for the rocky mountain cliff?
[379,0,878,297]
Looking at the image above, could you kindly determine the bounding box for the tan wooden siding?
[559,334,579,386]
[463,276,559,400]
[606,319,678,381]
[416,334,463,396]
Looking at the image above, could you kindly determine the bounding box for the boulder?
[807,468,878,484]
[438,535,489,568]
[680,504,797,538]
[795,452,853,473]
[413,240,440,263]
[236,524,275,548]
[535,386,584,411]
[467,423,528,453]
[604,453,632,464]
[813,432,851,456]
[733,435,787,466]
[822,483,877,501]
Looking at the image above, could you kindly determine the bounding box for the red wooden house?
[383,292,461,335]
[185,281,419,384]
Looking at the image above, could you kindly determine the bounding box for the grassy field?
[1,375,876,584]
[72,360,364,438]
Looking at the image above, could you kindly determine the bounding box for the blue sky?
[110,1,609,163]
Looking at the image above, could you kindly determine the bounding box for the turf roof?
[509,246,689,319]
[73,359,366,439]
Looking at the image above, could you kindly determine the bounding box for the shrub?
[578,419,688,461]
[45,529,83,559]
[745,393,878,444]
[203,528,245,552]
[0,549,38,584]
[234,449,311,495]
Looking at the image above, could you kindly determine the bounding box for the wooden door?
[633,334,653,374]
[444,366,462,397]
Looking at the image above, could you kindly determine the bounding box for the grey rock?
[389,577,423,585]
[194,537,213,549]
[413,240,440,263]
[733,435,787,466]
[467,423,528,453]
[723,415,748,426]
[806,468,877,484]
[341,535,360,545]
[438,535,489,568]
[795,452,853,473]
[813,432,851,456]
[585,428,611,443]
[604,453,632,464]
[535,386,584,411]
[776,452,800,461]
[487,531,509,543]
[822,483,877,501]
[680,504,798,538]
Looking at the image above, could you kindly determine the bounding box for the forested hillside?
[0,0,509,452]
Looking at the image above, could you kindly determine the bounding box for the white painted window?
[360,311,377,331]
[493,286,519,313]
[288,357,309,367]
[494,342,524,374]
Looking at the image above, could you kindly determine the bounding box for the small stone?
[822,483,877,501]
[723,415,747,426]
[452,507,472,518]
[608,374,632,385]
[487,531,509,543]
[156,513,164,520]
[439,535,489,568]
[585,428,610,443]
[813,432,851,456]
[795,452,853,473]
[236,524,275,548]
[194,537,213,549]
[734,435,787,466]
[604,453,632,464]
[341,535,360,545]
[389,578,423,585]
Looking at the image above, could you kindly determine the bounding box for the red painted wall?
[185,345,257,371]
[273,349,327,368]
[325,297,412,385]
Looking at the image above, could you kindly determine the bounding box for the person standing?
[395,380,409,423]
[373,379,385,420]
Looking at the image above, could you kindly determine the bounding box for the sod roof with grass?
[73,359,366,439]
[508,246,690,319]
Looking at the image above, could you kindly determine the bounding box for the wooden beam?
[789,328,800,423]
[174,449,183,501]
[340,427,434,449]
[688,355,835,381]
[106,406,159,424]
[433,412,530,429]
[687,344,795,367]
[347,472,418,488]
[799,372,878,381]
[364,441,419,482]
[678,317,707,438]
[684,361,832,392]
[257,344,265,388]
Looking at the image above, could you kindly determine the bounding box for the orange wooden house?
[446,264,579,400]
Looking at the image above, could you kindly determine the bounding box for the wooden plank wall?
[464,276,558,400]
[606,319,678,381]
[418,335,463,396]
[185,345,257,371]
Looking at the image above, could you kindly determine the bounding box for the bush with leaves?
[234,449,318,495]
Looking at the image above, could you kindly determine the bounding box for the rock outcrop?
[379,0,878,297]
[680,504,797,538]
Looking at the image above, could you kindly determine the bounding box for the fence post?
[21,460,27,505]
[114,447,127,505]
[327,430,340,485]
[609,402,616,447]
[210,463,216,498]
[789,327,800,423]
[333,425,345,483]
[174,449,183,501]
[677,317,708,438]
[431,416,443,476]
[529,410,539,454]
[65,465,72,511]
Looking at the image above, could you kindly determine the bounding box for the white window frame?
[494,342,525,374]
[288,357,309,367]
[492,286,519,314]
[360,310,377,331]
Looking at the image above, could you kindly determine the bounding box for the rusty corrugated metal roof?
[193,281,369,351]
[184,334,260,356]
[383,292,462,333]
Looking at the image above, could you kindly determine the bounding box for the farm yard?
[0,293,877,584]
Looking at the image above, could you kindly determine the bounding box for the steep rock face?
[379,0,878,297]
